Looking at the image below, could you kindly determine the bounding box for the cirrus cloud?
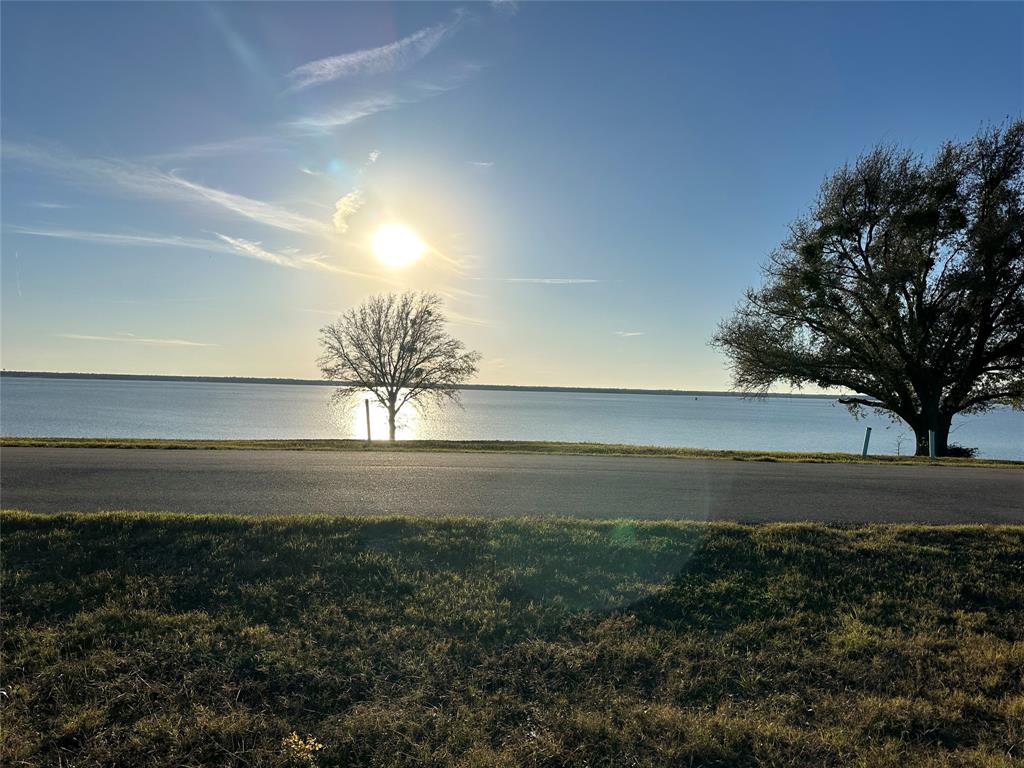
[3,142,329,236]
[59,333,215,347]
[286,15,462,92]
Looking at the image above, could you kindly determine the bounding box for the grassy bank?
[3,512,1023,766]
[3,436,1020,468]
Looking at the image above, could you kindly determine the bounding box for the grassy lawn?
[3,436,1021,468]
[2,513,1022,766]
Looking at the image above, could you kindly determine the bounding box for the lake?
[1,377,1022,459]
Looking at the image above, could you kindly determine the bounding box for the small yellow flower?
[282,731,325,767]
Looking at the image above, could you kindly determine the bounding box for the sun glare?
[373,224,427,268]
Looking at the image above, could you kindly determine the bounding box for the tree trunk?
[913,425,951,456]
[912,399,951,456]
[387,399,397,442]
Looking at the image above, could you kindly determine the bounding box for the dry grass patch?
[4,436,1023,468]
[2,513,1022,766]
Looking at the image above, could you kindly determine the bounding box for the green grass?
[3,512,1023,767]
[3,436,1020,468]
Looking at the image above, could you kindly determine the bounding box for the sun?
[372,224,427,268]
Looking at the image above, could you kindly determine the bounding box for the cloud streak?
[167,173,327,234]
[212,233,304,268]
[4,143,329,235]
[288,63,482,134]
[9,225,387,281]
[145,135,286,164]
[286,17,460,91]
[7,226,238,253]
[444,308,494,327]
[474,277,601,285]
[614,331,645,337]
[60,333,215,347]
[288,93,403,133]
[214,233,394,281]
[491,0,519,17]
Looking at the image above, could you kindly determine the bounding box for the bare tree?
[713,121,1023,456]
[318,292,481,441]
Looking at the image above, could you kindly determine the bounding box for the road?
[2,447,1022,523]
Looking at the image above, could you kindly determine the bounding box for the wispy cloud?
[288,63,482,134]
[491,0,519,17]
[438,285,488,301]
[474,277,601,285]
[286,16,461,91]
[212,234,383,280]
[287,93,403,133]
[13,251,22,297]
[330,151,380,233]
[3,142,328,235]
[301,253,398,283]
[9,225,386,281]
[163,173,328,234]
[212,233,303,268]
[470,161,494,168]
[7,225,237,253]
[29,201,76,209]
[145,135,286,164]
[614,331,645,337]
[333,190,364,233]
[109,296,217,305]
[60,333,215,347]
[12,225,325,270]
[444,308,494,327]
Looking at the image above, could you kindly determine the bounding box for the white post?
[364,398,372,442]
[861,426,872,457]
[928,430,936,459]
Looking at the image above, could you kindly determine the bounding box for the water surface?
[2,377,1021,459]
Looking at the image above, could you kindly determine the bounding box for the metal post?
[364,398,372,442]
[928,430,936,459]
[861,426,872,457]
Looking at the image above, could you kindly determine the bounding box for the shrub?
[945,443,978,458]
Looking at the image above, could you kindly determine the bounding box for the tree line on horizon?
[320,121,1023,455]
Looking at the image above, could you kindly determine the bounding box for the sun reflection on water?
[337,393,422,441]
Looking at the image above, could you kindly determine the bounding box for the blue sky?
[2,1,1022,388]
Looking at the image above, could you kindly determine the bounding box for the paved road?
[2,447,1022,523]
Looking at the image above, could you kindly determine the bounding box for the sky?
[2,1,1022,389]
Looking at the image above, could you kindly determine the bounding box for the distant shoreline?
[0,370,846,400]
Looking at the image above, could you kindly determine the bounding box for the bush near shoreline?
[3,513,1023,767]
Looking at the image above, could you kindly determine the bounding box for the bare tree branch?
[318,292,481,440]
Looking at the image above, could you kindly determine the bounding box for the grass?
[2,436,1021,468]
[3,512,1023,767]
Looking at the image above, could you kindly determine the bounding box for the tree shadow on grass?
[4,514,1024,767]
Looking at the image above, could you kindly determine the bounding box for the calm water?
[2,377,1022,459]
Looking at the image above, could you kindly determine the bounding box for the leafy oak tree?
[318,292,481,441]
[713,121,1024,456]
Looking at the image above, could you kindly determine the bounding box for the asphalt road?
[2,447,1022,523]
